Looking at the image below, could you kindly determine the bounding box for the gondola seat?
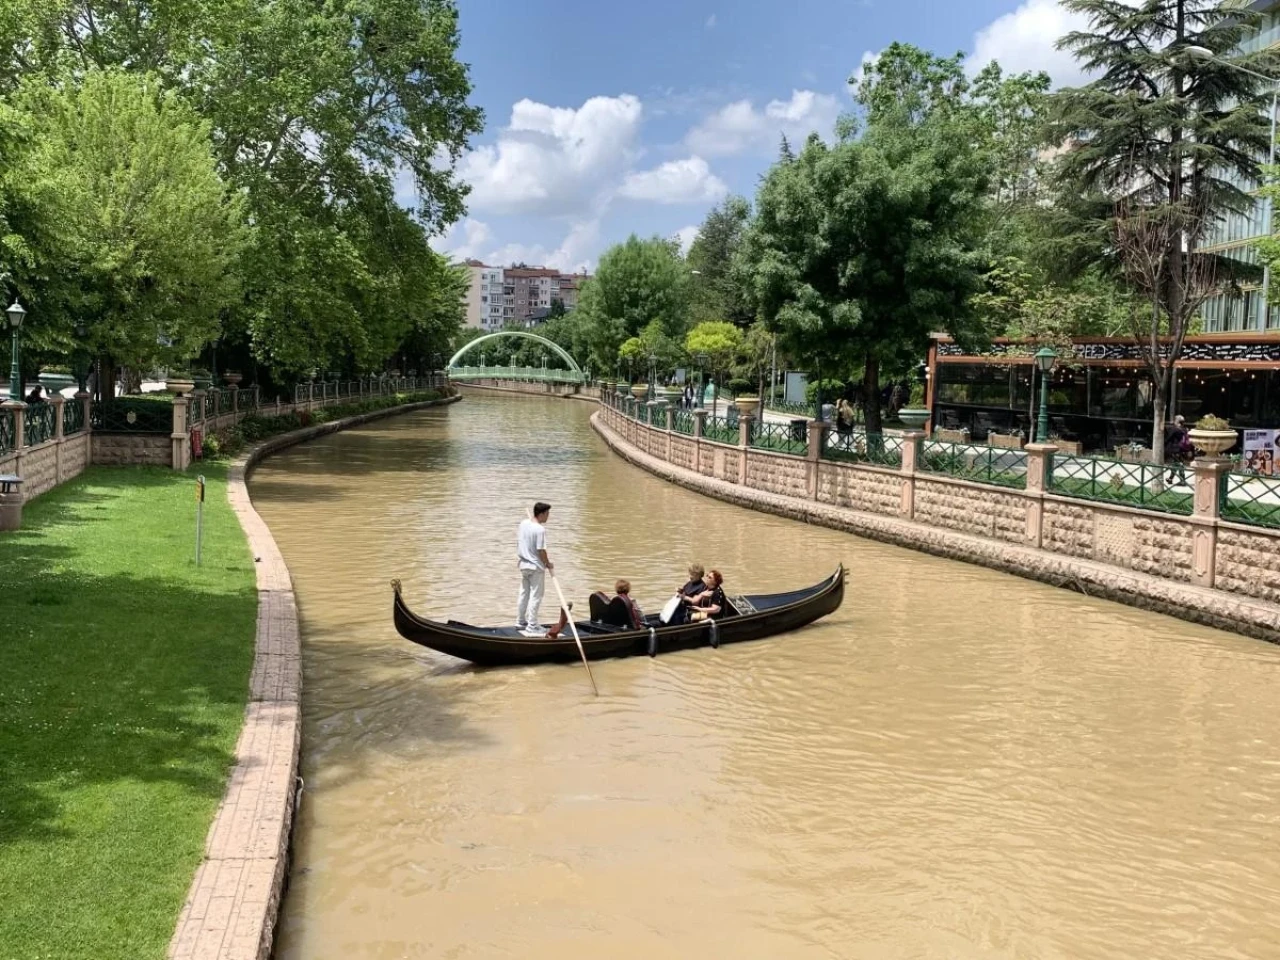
[589,592,634,627]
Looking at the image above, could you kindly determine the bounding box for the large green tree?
[1051,0,1276,458]
[1,0,482,378]
[574,235,690,370]
[686,196,753,327]
[7,69,246,381]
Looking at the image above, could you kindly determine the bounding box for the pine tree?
[1052,0,1277,459]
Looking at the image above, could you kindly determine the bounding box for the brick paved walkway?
[167,395,460,960]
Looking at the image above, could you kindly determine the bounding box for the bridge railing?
[448,365,585,384]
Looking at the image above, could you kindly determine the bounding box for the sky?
[427,0,1092,272]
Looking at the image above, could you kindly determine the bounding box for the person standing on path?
[516,502,553,637]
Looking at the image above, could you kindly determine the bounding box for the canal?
[253,393,1280,960]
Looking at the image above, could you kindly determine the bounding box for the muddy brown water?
[253,394,1280,960]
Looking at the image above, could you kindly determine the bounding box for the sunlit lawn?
[0,465,256,960]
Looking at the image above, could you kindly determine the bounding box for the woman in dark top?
[667,564,707,625]
[683,569,727,622]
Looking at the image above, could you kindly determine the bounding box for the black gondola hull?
[392,566,845,666]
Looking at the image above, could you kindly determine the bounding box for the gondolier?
[516,502,553,637]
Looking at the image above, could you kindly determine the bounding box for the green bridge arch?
[448,330,585,382]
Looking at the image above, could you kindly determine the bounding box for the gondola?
[391,565,846,666]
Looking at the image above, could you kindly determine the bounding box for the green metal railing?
[0,408,14,455]
[449,365,585,384]
[91,398,174,434]
[920,439,1028,490]
[1221,472,1280,528]
[749,420,808,456]
[702,416,737,444]
[824,431,903,468]
[765,400,812,417]
[1048,453,1191,514]
[24,402,56,446]
[673,410,695,436]
[63,398,85,436]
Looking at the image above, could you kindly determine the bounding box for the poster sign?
[784,371,809,406]
[1243,429,1278,476]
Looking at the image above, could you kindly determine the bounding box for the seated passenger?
[614,579,645,629]
[665,564,708,625]
[681,569,726,622]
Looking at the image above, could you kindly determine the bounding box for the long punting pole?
[551,572,598,696]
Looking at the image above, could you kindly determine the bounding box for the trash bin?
[789,419,809,443]
[0,474,24,532]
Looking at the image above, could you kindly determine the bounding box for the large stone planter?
[1188,427,1238,457]
[988,432,1024,451]
[734,396,761,420]
[166,377,195,397]
[223,372,243,386]
[630,383,649,400]
[898,407,930,429]
[37,372,76,396]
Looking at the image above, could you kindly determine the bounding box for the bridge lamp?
[1034,346,1057,444]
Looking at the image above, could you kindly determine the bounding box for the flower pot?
[734,396,761,419]
[192,375,212,391]
[898,407,930,429]
[630,383,649,399]
[223,372,243,386]
[37,372,76,395]
[166,377,195,397]
[1188,427,1237,457]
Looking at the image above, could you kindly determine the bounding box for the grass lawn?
[0,465,257,960]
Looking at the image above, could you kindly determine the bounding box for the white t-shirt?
[517,518,546,570]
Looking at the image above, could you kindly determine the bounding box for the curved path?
[166,395,461,960]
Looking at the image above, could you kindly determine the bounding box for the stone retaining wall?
[592,404,1280,645]
[91,432,172,466]
[166,393,461,960]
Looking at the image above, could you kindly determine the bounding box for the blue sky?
[431,0,1089,271]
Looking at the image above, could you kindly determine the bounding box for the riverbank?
[0,464,258,960]
[0,391,459,960]
[167,391,461,960]
[590,410,1280,644]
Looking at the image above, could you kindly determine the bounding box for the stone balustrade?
[596,393,1280,617]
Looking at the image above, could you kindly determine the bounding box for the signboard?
[190,427,203,460]
[1242,429,1278,476]
[937,340,1280,363]
[674,368,687,385]
[784,371,808,406]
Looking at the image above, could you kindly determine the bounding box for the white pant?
[517,567,545,627]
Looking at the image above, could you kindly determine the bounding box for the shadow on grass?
[0,467,254,849]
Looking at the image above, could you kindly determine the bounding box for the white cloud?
[686,89,840,156]
[618,156,727,204]
[705,13,717,29]
[674,225,699,255]
[434,217,493,261]
[969,0,1091,87]
[458,94,643,215]
[485,219,602,274]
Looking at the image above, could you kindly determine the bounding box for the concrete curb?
[590,411,1280,646]
[167,394,461,960]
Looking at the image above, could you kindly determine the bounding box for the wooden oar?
[550,572,598,697]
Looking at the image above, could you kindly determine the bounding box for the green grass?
[0,465,257,960]
[1050,475,1193,515]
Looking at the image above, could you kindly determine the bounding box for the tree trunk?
[863,353,882,435]
[1150,366,1169,466]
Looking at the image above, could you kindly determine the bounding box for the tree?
[734,322,775,399]
[8,69,246,382]
[2,0,484,379]
[687,195,753,326]
[684,320,742,407]
[1051,0,1276,460]
[574,235,690,371]
[740,96,990,433]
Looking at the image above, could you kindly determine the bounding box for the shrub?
[727,377,754,397]
[804,379,845,406]
[1195,414,1231,431]
[907,382,927,407]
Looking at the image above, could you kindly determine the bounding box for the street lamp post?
[74,322,89,392]
[647,351,657,398]
[7,299,27,402]
[1034,346,1058,443]
[695,352,708,409]
[1185,45,1279,329]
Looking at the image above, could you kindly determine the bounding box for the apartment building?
[1199,0,1280,331]
[462,260,590,329]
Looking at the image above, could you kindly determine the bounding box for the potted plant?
[191,368,213,391]
[223,371,243,387]
[166,373,195,397]
[897,381,930,430]
[1049,433,1083,455]
[630,382,649,400]
[1188,414,1237,457]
